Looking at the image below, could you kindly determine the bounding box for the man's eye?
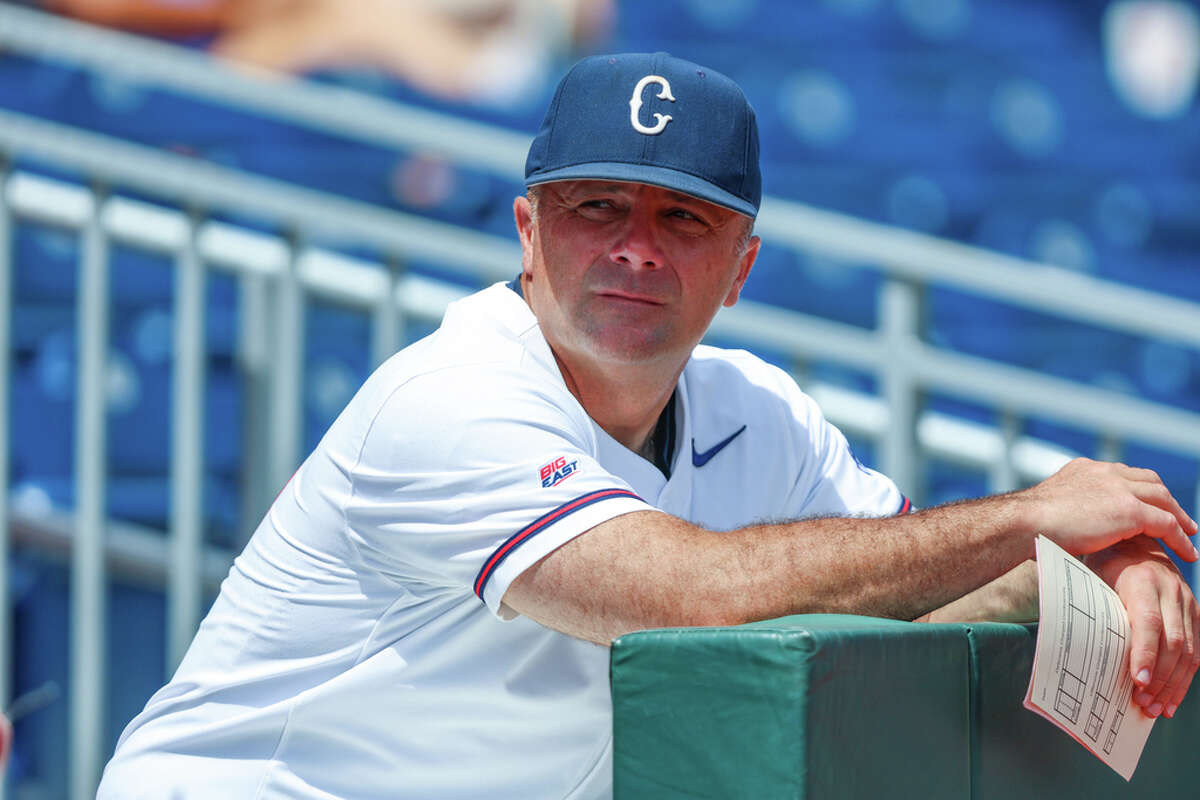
[669,208,707,225]
[575,200,621,220]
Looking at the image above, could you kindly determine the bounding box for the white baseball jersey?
[98,281,906,800]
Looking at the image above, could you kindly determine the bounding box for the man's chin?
[584,332,682,366]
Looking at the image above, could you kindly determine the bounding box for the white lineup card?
[1023,535,1155,781]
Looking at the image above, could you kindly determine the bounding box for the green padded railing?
[611,615,1200,799]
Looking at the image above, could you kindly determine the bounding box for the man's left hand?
[1088,535,1200,718]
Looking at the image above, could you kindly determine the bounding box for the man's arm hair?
[504,459,1197,645]
[506,497,1027,645]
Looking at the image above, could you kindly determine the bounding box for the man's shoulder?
[687,344,807,400]
[689,343,771,368]
[424,281,535,361]
[367,348,568,429]
[373,282,543,383]
[327,282,574,441]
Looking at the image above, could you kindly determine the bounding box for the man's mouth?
[596,290,665,306]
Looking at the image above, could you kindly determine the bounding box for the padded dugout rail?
[610,615,1200,799]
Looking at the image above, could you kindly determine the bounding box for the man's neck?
[511,274,684,458]
[550,348,683,458]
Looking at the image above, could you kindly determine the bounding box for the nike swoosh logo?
[691,425,747,468]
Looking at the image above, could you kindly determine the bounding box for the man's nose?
[609,208,663,270]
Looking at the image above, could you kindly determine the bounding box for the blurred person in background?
[41,0,615,106]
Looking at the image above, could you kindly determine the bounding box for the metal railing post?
[71,184,109,800]
[880,277,924,503]
[268,236,305,497]
[237,272,272,541]
[1097,434,1123,465]
[0,159,13,774]
[371,259,404,369]
[167,211,207,675]
[990,410,1022,494]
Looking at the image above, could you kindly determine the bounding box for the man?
[99,52,1199,799]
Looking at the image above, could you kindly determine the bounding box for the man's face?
[515,180,759,370]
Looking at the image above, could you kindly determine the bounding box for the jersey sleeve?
[720,359,907,522]
[343,363,653,619]
[775,379,910,519]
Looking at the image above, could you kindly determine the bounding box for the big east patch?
[539,456,579,488]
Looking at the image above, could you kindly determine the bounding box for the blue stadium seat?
[13,226,78,304]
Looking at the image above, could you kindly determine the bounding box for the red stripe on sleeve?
[473,488,641,599]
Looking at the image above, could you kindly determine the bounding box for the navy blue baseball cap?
[525,52,761,218]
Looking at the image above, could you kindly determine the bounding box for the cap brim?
[525,162,757,218]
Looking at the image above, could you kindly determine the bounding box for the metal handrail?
[0,110,522,283]
[754,200,1200,351]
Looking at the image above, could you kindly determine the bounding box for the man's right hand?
[1024,458,1198,562]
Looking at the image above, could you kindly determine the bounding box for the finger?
[1146,590,1188,714]
[1133,633,1172,714]
[1163,666,1197,720]
[1163,601,1200,717]
[1128,585,1165,702]
[1130,479,1199,536]
[1155,631,1193,715]
[1136,506,1198,563]
[1115,463,1165,483]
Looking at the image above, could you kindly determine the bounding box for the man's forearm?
[915,560,1039,623]
[509,494,1034,645]
[506,460,1197,645]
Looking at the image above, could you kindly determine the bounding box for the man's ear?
[722,235,761,308]
[514,195,536,276]
[514,195,535,247]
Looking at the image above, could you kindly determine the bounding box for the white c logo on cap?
[629,75,675,135]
